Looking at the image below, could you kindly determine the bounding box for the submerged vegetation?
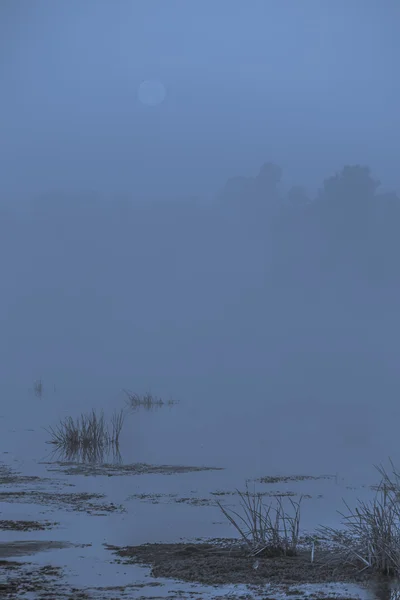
[46,408,125,456]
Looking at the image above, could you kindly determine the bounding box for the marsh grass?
[123,389,175,410]
[217,483,302,557]
[318,460,400,576]
[46,409,125,455]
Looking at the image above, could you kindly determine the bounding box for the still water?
[1,349,400,598]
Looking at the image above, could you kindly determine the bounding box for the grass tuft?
[217,483,302,557]
[46,408,125,456]
[318,460,400,576]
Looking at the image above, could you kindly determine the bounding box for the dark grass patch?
[128,493,179,503]
[0,463,44,486]
[46,409,125,455]
[318,461,400,576]
[0,559,24,570]
[0,520,58,532]
[257,474,334,484]
[210,489,301,498]
[84,581,164,596]
[174,497,215,507]
[0,490,124,515]
[0,541,73,559]
[43,461,224,477]
[131,494,217,507]
[106,540,373,586]
[0,559,92,599]
[217,485,302,556]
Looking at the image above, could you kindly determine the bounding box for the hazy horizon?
[1,0,399,206]
[1,4,400,598]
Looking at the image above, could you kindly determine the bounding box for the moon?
[137,80,166,107]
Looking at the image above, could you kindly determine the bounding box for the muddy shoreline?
[106,539,375,587]
[0,460,385,598]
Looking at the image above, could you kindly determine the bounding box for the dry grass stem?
[46,408,125,455]
[318,460,400,576]
[217,483,302,557]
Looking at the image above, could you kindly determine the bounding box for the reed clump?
[318,460,400,576]
[217,483,302,557]
[46,408,125,453]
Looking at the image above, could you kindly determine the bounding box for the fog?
[1,1,400,471]
[3,4,400,597]
[1,0,399,200]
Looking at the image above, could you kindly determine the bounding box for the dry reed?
[217,483,302,557]
[46,408,125,453]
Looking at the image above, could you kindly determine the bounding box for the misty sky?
[2,2,400,525]
[1,0,399,204]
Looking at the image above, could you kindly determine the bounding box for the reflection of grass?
[46,409,125,457]
[318,461,400,576]
[34,379,43,398]
[123,390,176,411]
[217,483,302,557]
[48,440,123,465]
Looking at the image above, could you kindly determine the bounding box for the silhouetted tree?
[219,175,252,206]
[253,162,282,202]
[285,185,310,207]
[219,162,283,215]
[322,165,380,204]
[312,165,400,282]
[219,160,400,288]
[316,165,380,238]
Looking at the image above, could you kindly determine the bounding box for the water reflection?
[47,442,123,465]
[123,389,178,412]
